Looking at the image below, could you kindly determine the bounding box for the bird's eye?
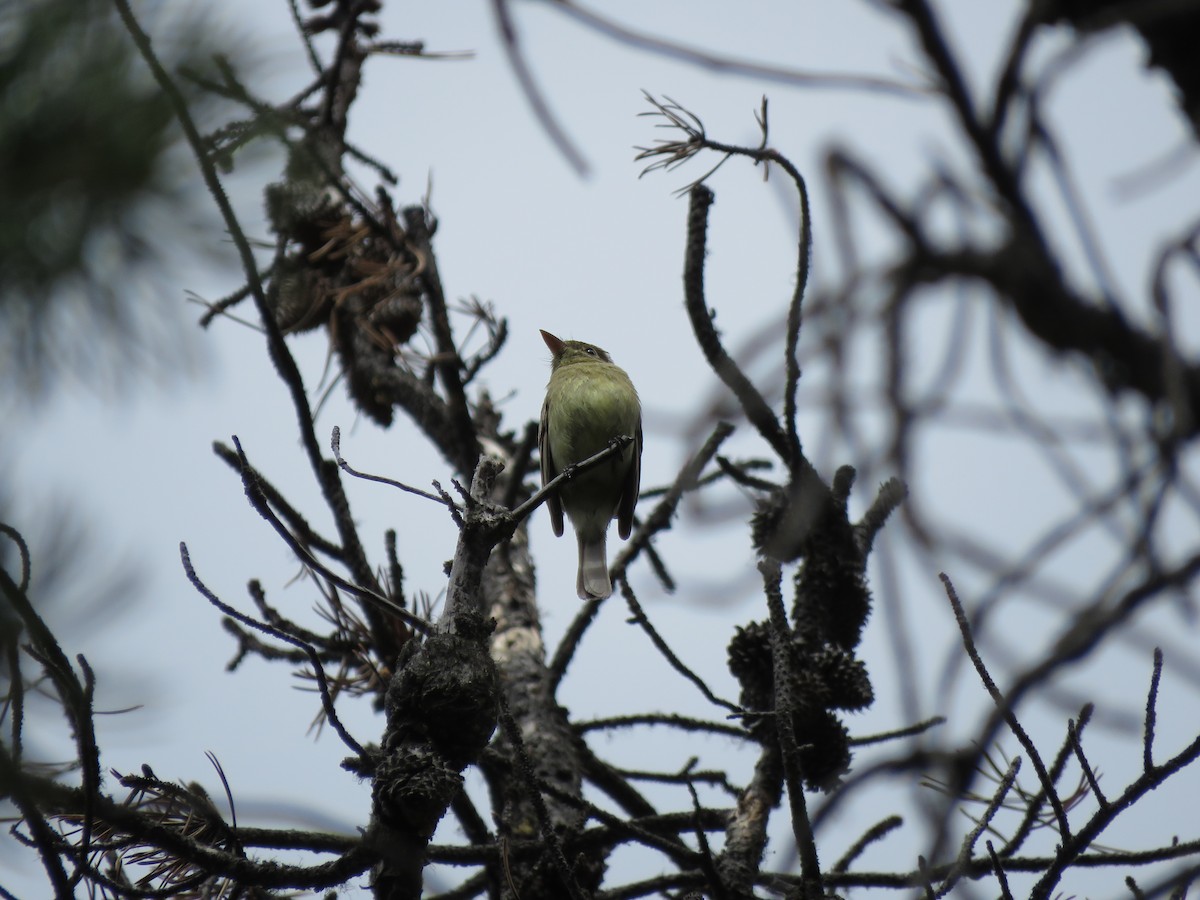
[586,348,597,356]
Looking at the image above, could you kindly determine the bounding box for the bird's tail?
[576,531,611,600]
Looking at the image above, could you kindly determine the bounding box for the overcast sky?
[7,2,1200,896]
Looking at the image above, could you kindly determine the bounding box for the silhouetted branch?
[761,558,824,899]
[1029,722,1200,899]
[849,716,945,747]
[1144,647,1165,772]
[227,435,425,634]
[1067,717,1106,808]
[940,573,1070,838]
[180,543,367,760]
[575,714,752,743]
[1001,704,1094,858]
[331,426,451,505]
[553,3,926,97]
[987,840,1014,900]
[937,756,1019,897]
[490,0,588,175]
[403,206,480,476]
[683,184,791,461]
[621,580,741,715]
[212,440,344,560]
[832,815,903,874]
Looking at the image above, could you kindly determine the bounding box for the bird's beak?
[540,329,565,357]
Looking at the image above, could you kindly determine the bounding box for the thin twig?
[940,573,1071,840]
[849,716,945,747]
[553,1,926,97]
[230,436,428,632]
[987,840,1014,900]
[331,426,450,505]
[1144,647,1164,773]
[0,522,32,591]
[179,543,367,760]
[685,778,727,900]
[832,816,903,874]
[1067,718,1107,808]
[489,0,588,176]
[620,581,741,715]
[1001,704,1093,857]
[937,755,1019,897]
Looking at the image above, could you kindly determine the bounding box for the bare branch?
[832,816,903,874]
[1144,647,1165,773]
[489,0,588,176]
[179,543,367,760]
[331,425,452,505]
[940,573,1070,839]
[683,184,791,461]
[761,558,824,899]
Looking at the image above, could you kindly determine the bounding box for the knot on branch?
[370,621,498,844]
[384,623,499,766]
[372,746,463,838]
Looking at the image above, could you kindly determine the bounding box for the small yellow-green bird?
[539,330,642,600]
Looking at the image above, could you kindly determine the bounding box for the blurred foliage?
[0,0,246,397]
[0,0,250,757]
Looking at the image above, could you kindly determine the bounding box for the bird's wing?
[539,395,565,537]
[616,413,642,541]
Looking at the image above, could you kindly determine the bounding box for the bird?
[538,329,642,600]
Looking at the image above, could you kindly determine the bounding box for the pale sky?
[6,2,1200,896]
